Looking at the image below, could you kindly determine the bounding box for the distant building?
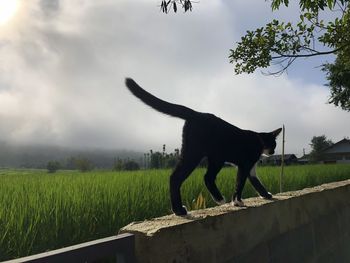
[261,154,298,166]
[297,154,310,165]
[319,138,350,164]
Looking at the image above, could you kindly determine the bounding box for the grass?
[0,164,350,260]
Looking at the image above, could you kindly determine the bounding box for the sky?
[0,0,349,157]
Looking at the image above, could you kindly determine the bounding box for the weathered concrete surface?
[120,179,350,263]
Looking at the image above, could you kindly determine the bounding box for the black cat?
[125,78,281,216]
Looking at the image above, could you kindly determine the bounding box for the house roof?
[298,154,310,161]
[265,154,297,161]
[322,138,350,154]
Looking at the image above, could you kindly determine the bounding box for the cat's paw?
[261,192,273,200]
[232,198,245,207]
[173,205,188,216]
[214,197,226,205]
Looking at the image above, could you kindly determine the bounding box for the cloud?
[39,0,60,17]
[0,0,349,156]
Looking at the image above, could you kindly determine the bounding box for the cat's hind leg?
[170,155,201,216]
[204,159,225,205]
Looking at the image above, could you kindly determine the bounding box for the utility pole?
[280,125,285,193]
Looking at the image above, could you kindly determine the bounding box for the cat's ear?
[272,128,282,137]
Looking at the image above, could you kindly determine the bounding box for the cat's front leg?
[172,205,188,216]
[262,192,273,199]
[248,163,273,199]
[233,197,245,207]
[215,197,226,205]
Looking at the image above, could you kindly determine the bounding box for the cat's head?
[260,128,282,155]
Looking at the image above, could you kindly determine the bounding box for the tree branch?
[271,46,343,59]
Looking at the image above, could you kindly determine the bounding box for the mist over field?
[0,141,143,169]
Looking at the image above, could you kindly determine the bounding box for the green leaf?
[327,0,334,9]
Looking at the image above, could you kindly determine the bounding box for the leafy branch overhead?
[230,0,349,74]
[160,0,194,13]
[229,0,350,111]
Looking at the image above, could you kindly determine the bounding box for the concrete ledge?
[120,179,350,263]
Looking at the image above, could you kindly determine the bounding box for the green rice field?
[1,164,350,261]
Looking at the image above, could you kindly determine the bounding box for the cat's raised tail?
[125,78,197,120]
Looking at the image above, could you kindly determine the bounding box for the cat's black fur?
[125,78,281,216]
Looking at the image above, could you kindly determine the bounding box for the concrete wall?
[121,179,350,263]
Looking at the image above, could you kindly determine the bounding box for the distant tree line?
[47,156,144,173]
[45,144,211,173]
[112,158,140,171]
[47,157,96,173]
[143,145,180,169]
[44,135,346,172]
[143,144,208,169]
[112,145,181,171]
[45,145,181,173]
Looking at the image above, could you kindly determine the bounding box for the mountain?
[0,141,143,169]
